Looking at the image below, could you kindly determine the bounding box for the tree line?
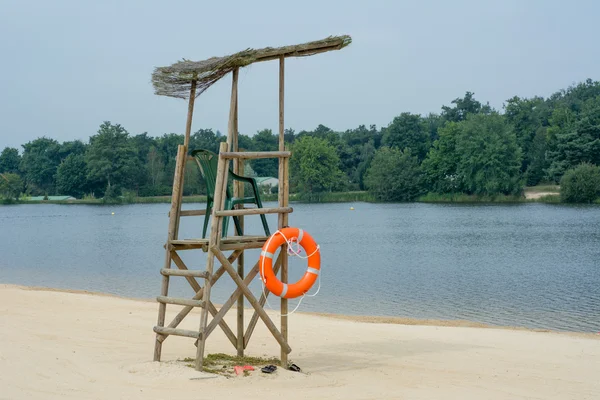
[1,78,600,203]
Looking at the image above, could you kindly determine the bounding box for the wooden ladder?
[152,144,292,370]
[153,60,291,371]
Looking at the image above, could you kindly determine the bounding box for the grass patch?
[418,192,525,203]
[299,191,374,203]
[180,353,280,377]
[256,191,375,203]
[532,194,562,203]
[132,195,207,204]
[16,195,208,205]
[524,184,560,193]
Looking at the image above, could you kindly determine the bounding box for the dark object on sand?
[288,363,301,372]
[261,365,277,374]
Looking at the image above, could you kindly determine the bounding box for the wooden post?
[226,69,239,150]
[196,142,230,370]
[232,79,245,357]
[277,55,289,366]
[154,145,186,361]
[175,79,197,238]
[183,79,197,148]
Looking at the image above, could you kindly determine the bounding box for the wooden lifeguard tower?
[151,35,351,370]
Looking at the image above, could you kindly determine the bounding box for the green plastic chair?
[191,148,271,238]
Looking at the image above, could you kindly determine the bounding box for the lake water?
[1,202,599,332]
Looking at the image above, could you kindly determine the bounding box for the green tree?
[250,129,278,177]
[422,122,461,193]
[340,124,380,189]
[524,127,549,186]
[0,173,24,201]
[382,113,430,161]
[58,140,87,159]
[423,113,522,195]
[147,146,164,188]
[424,113,442,142]
[19,137,61,195]
[364,147,424,201]
[56,154,88,198]
[560,163,600,203]
[0,147,21,173]
[189,128,224,154]
[86,122,139,196]
[547,96,600,181]
[441,91,492,123]
[154,133,183,188]
[455,113,523,195]
[290,136,343,198]
[504,96,550,182]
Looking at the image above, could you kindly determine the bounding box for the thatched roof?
[152,35,351,99]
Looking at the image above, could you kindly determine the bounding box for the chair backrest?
[191,149,232,201]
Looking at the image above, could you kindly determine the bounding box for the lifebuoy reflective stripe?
[259,227,321,299]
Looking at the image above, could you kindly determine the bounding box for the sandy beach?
[1,284,598,400]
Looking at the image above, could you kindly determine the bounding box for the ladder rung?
[219,151,290,159]
[160,269,209,278]
[170,236,267,246]
[215,207,292,217]
[167,209,207,218]
[154,326,201,339]
[168,236,269,251]
[156,296,206,308]
[180,209,207,217]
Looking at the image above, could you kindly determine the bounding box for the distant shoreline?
[2,189,571,205]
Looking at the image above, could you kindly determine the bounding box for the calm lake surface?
[1,202,599,332]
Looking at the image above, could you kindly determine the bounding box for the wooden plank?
[196,141,230,370]
[169,235,268,251]
[215,207,292,217]
[244,250,283,348]
[156,296,205,307]
[157,250,241,346]
[219,151,291,159]
[180,209,207,217]
[154,326,200,339]
[278,55,289,366]
[219,241,266,251]
[171,235,266,245]
[212,247,291,354]
[169,241,267,252]
[254,42,345,64]
[160,269,209,278]
[168,243,208,251]
[154,145,186,362]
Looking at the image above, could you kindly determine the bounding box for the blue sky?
[1,0,599,149]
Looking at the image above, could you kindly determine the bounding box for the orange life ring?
[259,227,321,299]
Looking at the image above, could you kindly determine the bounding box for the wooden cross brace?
[211,247,291,354]
[155,247,290,356]
[155,249,242,348]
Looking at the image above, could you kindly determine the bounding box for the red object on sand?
[234,365,255,375]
